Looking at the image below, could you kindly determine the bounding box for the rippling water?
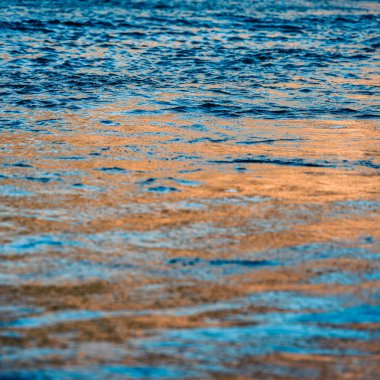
[1,0,380,378]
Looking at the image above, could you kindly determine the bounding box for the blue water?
[1,0,379,120]
[0,0,379,379]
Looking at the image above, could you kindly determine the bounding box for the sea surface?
[0,0,379,379]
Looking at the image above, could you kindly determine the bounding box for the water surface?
[0,0,380,379]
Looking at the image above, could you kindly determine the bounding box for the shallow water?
[0,0,380,379]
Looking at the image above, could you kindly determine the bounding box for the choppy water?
[1,0,380,379]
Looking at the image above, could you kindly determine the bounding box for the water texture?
[0,0,379,379]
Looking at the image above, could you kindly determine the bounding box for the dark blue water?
[0,0,379,379]
[1,0,379,120]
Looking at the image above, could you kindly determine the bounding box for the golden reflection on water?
[1,103,380,378]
